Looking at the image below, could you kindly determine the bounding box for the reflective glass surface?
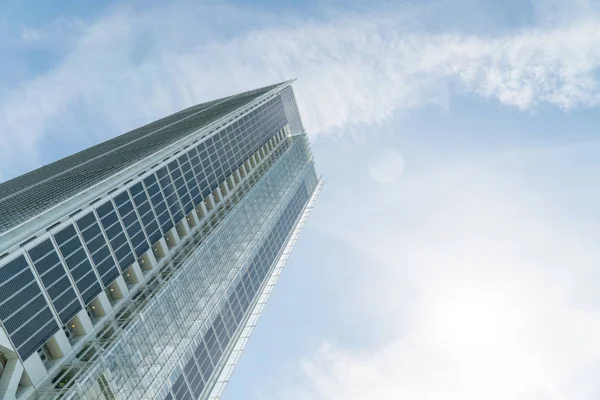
[77,212,121,287]
[0,255,59,360]
[29,239,83,323]
[39,135,316,400]
[0,83,285,235]
[54,226,102,305]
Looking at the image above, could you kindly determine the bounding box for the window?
[37,344,53,368]
[0,255,60,360]
[86,303,100,324]
[62,326,73,342]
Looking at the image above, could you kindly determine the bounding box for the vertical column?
[186,210,200,229]
[176,219,190,240]
[165,229,180,249]
[0,359,23,400]
[153,238,168,261]
[196,202,208,220]
[213,188,223,203]
[220,182,229,197]
[21,350,50,388]
[227,175,236,190]
[0,331,21,400]
[205,194,216,211]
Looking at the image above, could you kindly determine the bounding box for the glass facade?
[0,81,320,400]
[0,255,59,361]
[0,82,285,235]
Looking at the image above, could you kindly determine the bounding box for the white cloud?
[2,1,600,180]
[278,148,600,399]
[20,26,41,43]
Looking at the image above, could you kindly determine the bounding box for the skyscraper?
[0,81,322,400]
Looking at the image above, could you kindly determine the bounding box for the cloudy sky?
[3,0,600,399]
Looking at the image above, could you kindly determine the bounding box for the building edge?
[206,178,324,400]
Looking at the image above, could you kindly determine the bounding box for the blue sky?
[3,0,600,399]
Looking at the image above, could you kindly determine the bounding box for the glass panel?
[29,239,83,323]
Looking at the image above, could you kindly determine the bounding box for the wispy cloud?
[1,1,600,180]
[20,25,41,42]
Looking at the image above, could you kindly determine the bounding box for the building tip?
[271,79,297,92]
